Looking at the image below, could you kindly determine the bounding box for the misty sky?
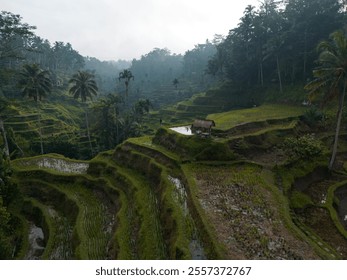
[2,0,260,61]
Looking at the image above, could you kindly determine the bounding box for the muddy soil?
[297,206,347,258]
[192,165,319,259]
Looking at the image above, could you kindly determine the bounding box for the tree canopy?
[18,64,52,102]
[207,0,345,90]
[305,29,347,169]
[69,71,98,102]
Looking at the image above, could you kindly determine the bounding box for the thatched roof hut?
[191,119,215,135]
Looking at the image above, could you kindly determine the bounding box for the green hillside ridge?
[2,2,347,261]
[208,104,306,131]
[6,103,347,259]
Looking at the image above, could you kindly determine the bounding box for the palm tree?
[18,64,52,154]
[118,69,134,97]
[107,94,123,145]
[69,71,98,102]
[69,71,98,156]
[18,64,52,102]
[305,30,347,170]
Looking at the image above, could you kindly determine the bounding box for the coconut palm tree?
[18,64,52,102]
[305,30,347,169]
[118,69,134,97]
[69,71,98,102]
[69,71,98,156]
[18,64,52,154]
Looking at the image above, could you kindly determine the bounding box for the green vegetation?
[208,104,305,131]
[1,1,347,260]
[290,190,314,209]
[326,181,347,240]
[282,135,323,162]
[153,127,235,161]
[305,30,347,169]
[4,99,347,259]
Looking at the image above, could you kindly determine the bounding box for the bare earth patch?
[191,164,319,259]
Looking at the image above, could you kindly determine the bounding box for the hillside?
[1,99,98,159]
[8,104,347,259]
[1,0,347,262]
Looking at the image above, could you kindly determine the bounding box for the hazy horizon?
[2,0,260,61]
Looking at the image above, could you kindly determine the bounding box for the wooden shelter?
[191,119,215,136]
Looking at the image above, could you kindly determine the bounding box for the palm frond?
[69,71,98,102]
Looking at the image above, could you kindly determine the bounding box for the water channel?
[168,176,206,259]
[20,157,89,174]
[25,223,45,259]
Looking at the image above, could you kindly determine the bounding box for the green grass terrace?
[207,104,306,131]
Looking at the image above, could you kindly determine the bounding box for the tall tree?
[0,11,35,63]
[69,71,98,156]
[18,64,52,102]
[305,30,347,169]
[284,0,344,81]
[183,41,217,82]
[133,99,152,122]
[92,93,123,149]
[118,69,134,98]
[207,0,345,95]
[69,71,98,101]
[18,64,52,154]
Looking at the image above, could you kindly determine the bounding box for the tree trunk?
[276,55,283,94]
[329,82,346,170]
[38,114,44,155]
[114,106,119,145]
[85,107,93,157]
[303,27,308,81]
[125,81,129,98]
[116,120,119,144]
[258,62,263,86]
[291,61,295,84]
[36,98,44,155]
[260,61,264,87]
[0,119,10,157]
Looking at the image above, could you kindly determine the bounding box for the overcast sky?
[2,0,260,61]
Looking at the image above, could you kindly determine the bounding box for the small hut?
[191,119,216,136]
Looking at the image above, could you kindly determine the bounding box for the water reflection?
[169,126,193,135]
[25,223,45,259]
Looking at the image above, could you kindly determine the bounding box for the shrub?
[195,143,235,161]
[282,134,323,162]
[301,107,325,127]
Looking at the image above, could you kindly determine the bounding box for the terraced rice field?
[10,104,347,260]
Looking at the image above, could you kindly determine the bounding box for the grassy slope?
[2,98,93,158]
[10,102,347,260]
[208,104,306,130]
